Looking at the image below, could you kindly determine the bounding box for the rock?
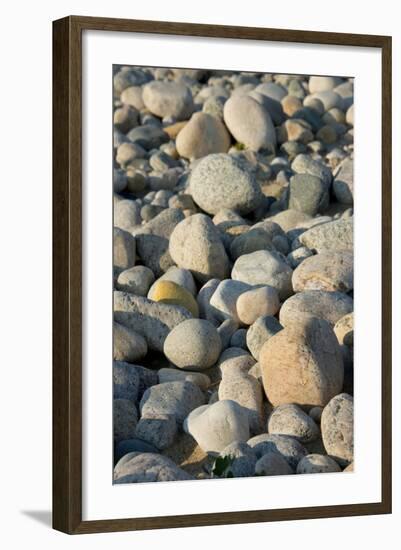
[169,214,230,283]
[309,76,343,93]
[255,82,287,101]
[148,266,197,298]
[299,218,353,253]
[223,95,276,152]
[114,68,149,94]
[114,291,192,351]
[232,250,293,300]
[190,154,263,215]
[114,452,193,483]
[296,454,341,474]
[176,112,231,159]
[254,452,294,476]
[135,208,185,276]
[142,80,194,120]
[287,246,314,268]
[334,312,354,346]
[203,95,226,118]
[164,318,222,370]
[309,406,323,424]
[219,442,257,477]
[288,174,329,216]
[219,367,264,434]
[113,398,138,443]
[282,118,314,144]
[229,228,275,261]
[260,317,344,408]
[114,104,138,133]
[279,290,353,327]
[236,285,280,325]
[150,280,199,317]
[197,278,221,325]
[344,462,354,472]
[127,125,169,150]
[184,400,250,454]
[311,91,343,111]
[113,361,140,403]
[113,322,148,362]
[135,414,177,450]
[210,279,252,322]
[158,368,210,390]
[140,381,205,426]
[291,154,332,187]
[346,104,354,126]
[333,158,353,204]
[217,347,256,376]
[116,265,155,296]
[218,319,240,350]
[114,199,141,231]
[248,433,307,470]
[114,228,136,273]
[116,142,146,167]
[269,209,313,232]
[230,328,248,349]
[113,169,127,193]
[292,251,353,292]
[321,393,354,466]
[114,439,159,463]
[246,315,283,360]
[120,85,145,110]
[268,404,320,443]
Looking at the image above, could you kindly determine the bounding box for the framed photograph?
[53,16,392,534]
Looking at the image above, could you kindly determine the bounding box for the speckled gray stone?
[321,393,354,466]
[190,154,263,215]
[219,442,258,477]
[268,404,320,443]
[297,454,341,474]
[254,451,294,476]
[114,398,138,443]
[135,414,177,450]
[246,316,283,360]
[288,174,329,216]
[333,158,353,205]
[143,80,194,120]
[113,322,148,362]
[114,291,192,351]
[163,319,222,370]
[114,453,193,483]
[140,381,205,426]
[279,290,353,327]
[114,228,136,274]
[299,218,353,253]
[248,433,308,470]
[292,251,353,292]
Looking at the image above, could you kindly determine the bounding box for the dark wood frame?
[53,15,392,534]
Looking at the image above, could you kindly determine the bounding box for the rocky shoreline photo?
[112,65,354,483]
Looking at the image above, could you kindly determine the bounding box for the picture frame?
[53,15,392,534]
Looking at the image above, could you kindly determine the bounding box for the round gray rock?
[219,441,258,477]
[116,265,155,296]
[268,404,320,443]
[255,451,294,476]
[321,393,354,466]
[163,318,222,370]
[114,452,193,483]
[288,174,329,216]
[248,433,307,470]
[333,158,354,205]
[113,322,148,362]
[142,80,194,120]
[246,315,283,360]
[190,154,263,215]
[135,414,177,450]
[296,454,341,474]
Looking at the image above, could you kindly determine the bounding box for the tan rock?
[334,312,354,346]
[150,280,199,317]
[281,95,303,117]
[260,317,344,407]
[237,285,280,325]
[176,112,231,159]
[164,121,188,139]
[292,251,353,292]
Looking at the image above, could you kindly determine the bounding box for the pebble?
[113,104,138,133]
[169,213,230,283]
[219,442,258,477]
[299,218,354,252]
[113,398,138,443]
[334,312,354,346]
[246,315,283,361]
[150,280,199,317]
[223,95,276,152]
[135,414,177,450]
[114,291,192,351]
[120,85,145,110]
[184,400,250,454]
[210,279,252,322]
[116,265,155,296]
[113,228,136,273]
[268,404,320,443]
[176,112,231,159]
[288,174,329,216]
[148,266,197,298]
[287,246,314,268]
[248,433,307,470]
[255,452,294,476]
[260,317,344,408]
[296,454,341,474]
[143,80,194,120]
[229,227,275,261]
[114,452,193,483]
[292,250,353,292]
[140,381,205,425]
[309,76,343,93]
[270,209,313,232]
[163,319,222,370]
[217,319,240,350]
[291,154,332,187]
[321,393,354,466]
[333,157,354,204]
[116,142,146,167]
[197,278,221,325]
[190,153,263,215]
[279,289,353,327]
[113,322,148,362]
[230,328,248,349]
[232,250,293,300]
[127,125,169,150]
